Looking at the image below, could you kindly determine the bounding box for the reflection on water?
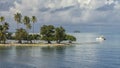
[0,33,120,68]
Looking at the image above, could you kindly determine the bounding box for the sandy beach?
[0,43,71,47]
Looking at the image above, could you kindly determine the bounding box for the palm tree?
[0,25,3,43]
[14,12,22,29]
[0,22,9,44]
[23,16,31,30]
[0,17,9,44]
[0,16,5,25]
[0,31,6,44]
[31,16,37,43]
[23,16,31,43]
[3,22,9,44]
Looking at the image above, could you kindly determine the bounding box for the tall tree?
[23,16,31,29]
[0,25,3,43]
[14,12,22,29]
[23,16,31,43]
[40,25,55,44]
[31,16,37,43]
[27,34,40,44]
[0,22,9,44]
[0,16,5,43]
[15,28,28,43]
[55,26,66,44]
[2,22,9,44]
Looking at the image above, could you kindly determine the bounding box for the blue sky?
[0,0,120,33]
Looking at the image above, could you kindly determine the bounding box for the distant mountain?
[74,30,80,33]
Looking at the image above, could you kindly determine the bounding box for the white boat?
[96,35,106,41]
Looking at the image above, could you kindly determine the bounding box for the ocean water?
[0,33,120,68]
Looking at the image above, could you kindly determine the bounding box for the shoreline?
[0,43,71,47]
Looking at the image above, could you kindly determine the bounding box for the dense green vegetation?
[0,12,76,44]
[15,28,28,43]
[40,25,55,44]
[65,35,76,43]
[55,26,66,44]
[0,16,9,44]
[40,25,76,44]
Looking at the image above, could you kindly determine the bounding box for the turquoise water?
[0,33,120,68]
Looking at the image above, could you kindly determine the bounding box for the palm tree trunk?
[69,40,72,43]
[0,37,1,44]
[33,23,35,43]
[27,28,29,43]
[48,40,51,44]
[3,40,6,44]
[30,40,32,44]
[18,40,22,43]
[57,40,61,44]
[3,35,6,44]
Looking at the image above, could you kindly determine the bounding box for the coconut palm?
[0,31,6,44]
[23,16,31,30]
[31,16,37,43]
[23,16,31,43]
[0,22,9,44]
[14,12,22,29]
[0,16,9,43]
[0,25,3,43]
[3,22,9,44]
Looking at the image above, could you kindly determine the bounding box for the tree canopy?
[40,25,55,43]
[15,28,28,43]
[40,25,76,44]
[65,35,76,43]
[55,26,66,43]
[0,13,76,44]
[0,16,9,44]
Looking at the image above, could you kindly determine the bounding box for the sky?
[0,0,120,33]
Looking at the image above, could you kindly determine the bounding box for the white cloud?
[1,0,120,26]
[105,0,114,4]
